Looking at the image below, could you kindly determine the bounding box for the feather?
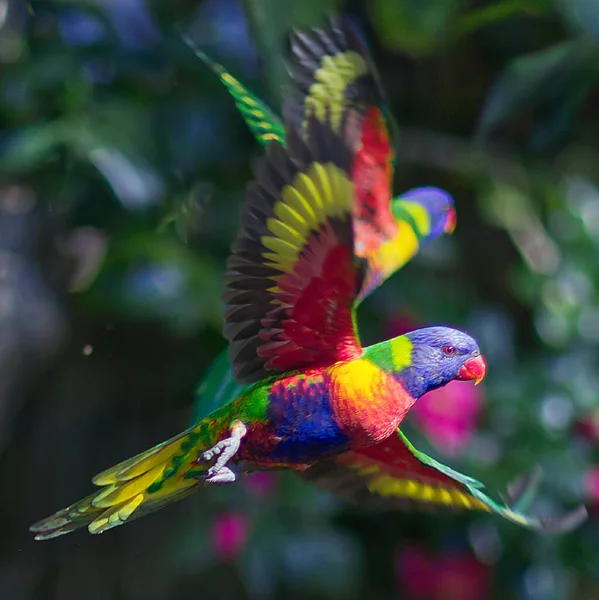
[181,34,286,146]
[223,114,363,385]
[302,429,587,533]
[29,421,222,539]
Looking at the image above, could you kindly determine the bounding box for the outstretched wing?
[284,17,397,241]
[189,187,456,421]
[223,114,365,384]
[186,22,456,308]
[181,35,286,146]
[302,429,587,533]
[190,348,247,424]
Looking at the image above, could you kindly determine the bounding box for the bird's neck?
[362,336,429,400]
[391,197,433,241]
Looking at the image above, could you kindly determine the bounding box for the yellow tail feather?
[30,424,213,540]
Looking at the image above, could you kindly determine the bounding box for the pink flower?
[210,512,249,561]
[574,414,599,443]
[411,380,484,457]
[584,466,599,503]
[395,543,491,600]
[395,544,437,599]
[438,554,490,600]
[583,467,599,519]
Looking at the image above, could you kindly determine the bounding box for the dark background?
[1,0,599,598]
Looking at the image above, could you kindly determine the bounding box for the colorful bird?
[186,17,456,421]
[183,17,457,301]
[30,115,585,540]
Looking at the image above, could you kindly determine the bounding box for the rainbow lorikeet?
[31,115,585,540]
[183,17,456,302]
[186,17,457,419]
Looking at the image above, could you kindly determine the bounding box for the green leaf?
[530,68,596,148]
[0,121,67,172]
[559,0,599,43]
[477,38,597,138]
[68,105,165,210]
[371,0,461,57]
[84,231,222,334]
[456,0,552,38]
[158,183,212,243]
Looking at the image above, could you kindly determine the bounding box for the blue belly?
[255,376,351,464]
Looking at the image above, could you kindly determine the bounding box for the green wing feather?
[190,348,247,424]
[181,35,286,146]
[302,429,587,533]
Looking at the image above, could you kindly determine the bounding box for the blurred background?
[2,0,599,598]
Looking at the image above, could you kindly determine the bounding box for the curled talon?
[200,421,247,484]
[204,466,237,484]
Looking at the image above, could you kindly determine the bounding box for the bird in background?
[30,112,586,540]
[185,16,457,419]
[182,16,457,300]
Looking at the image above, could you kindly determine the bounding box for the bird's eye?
[443,345,456,356]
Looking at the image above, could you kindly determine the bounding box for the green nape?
[362,336,413,373]
[390,198,431,241]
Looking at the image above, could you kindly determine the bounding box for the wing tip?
[503,464,543,508]
[534,504,588,534]
[501,465,587,533]
[29,515,80,541]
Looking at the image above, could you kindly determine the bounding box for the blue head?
[400,326,486,399]
[391,187,456,240]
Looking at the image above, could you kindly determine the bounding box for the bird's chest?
[326,359,409,446]
[238,362,408,466]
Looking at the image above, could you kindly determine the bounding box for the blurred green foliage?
[3,0,599,599]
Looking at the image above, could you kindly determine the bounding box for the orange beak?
[457,354,487,385]
[444,207,457,234]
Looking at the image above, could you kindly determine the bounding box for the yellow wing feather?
[305,51,368,131]
[262,163,354,273]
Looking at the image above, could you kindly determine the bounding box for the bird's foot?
[203,466,237,483]
[200,421,247,484]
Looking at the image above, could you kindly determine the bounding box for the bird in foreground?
[31,115,586,540]
[185,16,456,418]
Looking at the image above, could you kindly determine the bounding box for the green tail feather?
[30,417,224,540]
[181,34,286,146]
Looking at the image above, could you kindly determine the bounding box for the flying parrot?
[186,17,457,420]
[30,114,586,540]
[183,17,457,300]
